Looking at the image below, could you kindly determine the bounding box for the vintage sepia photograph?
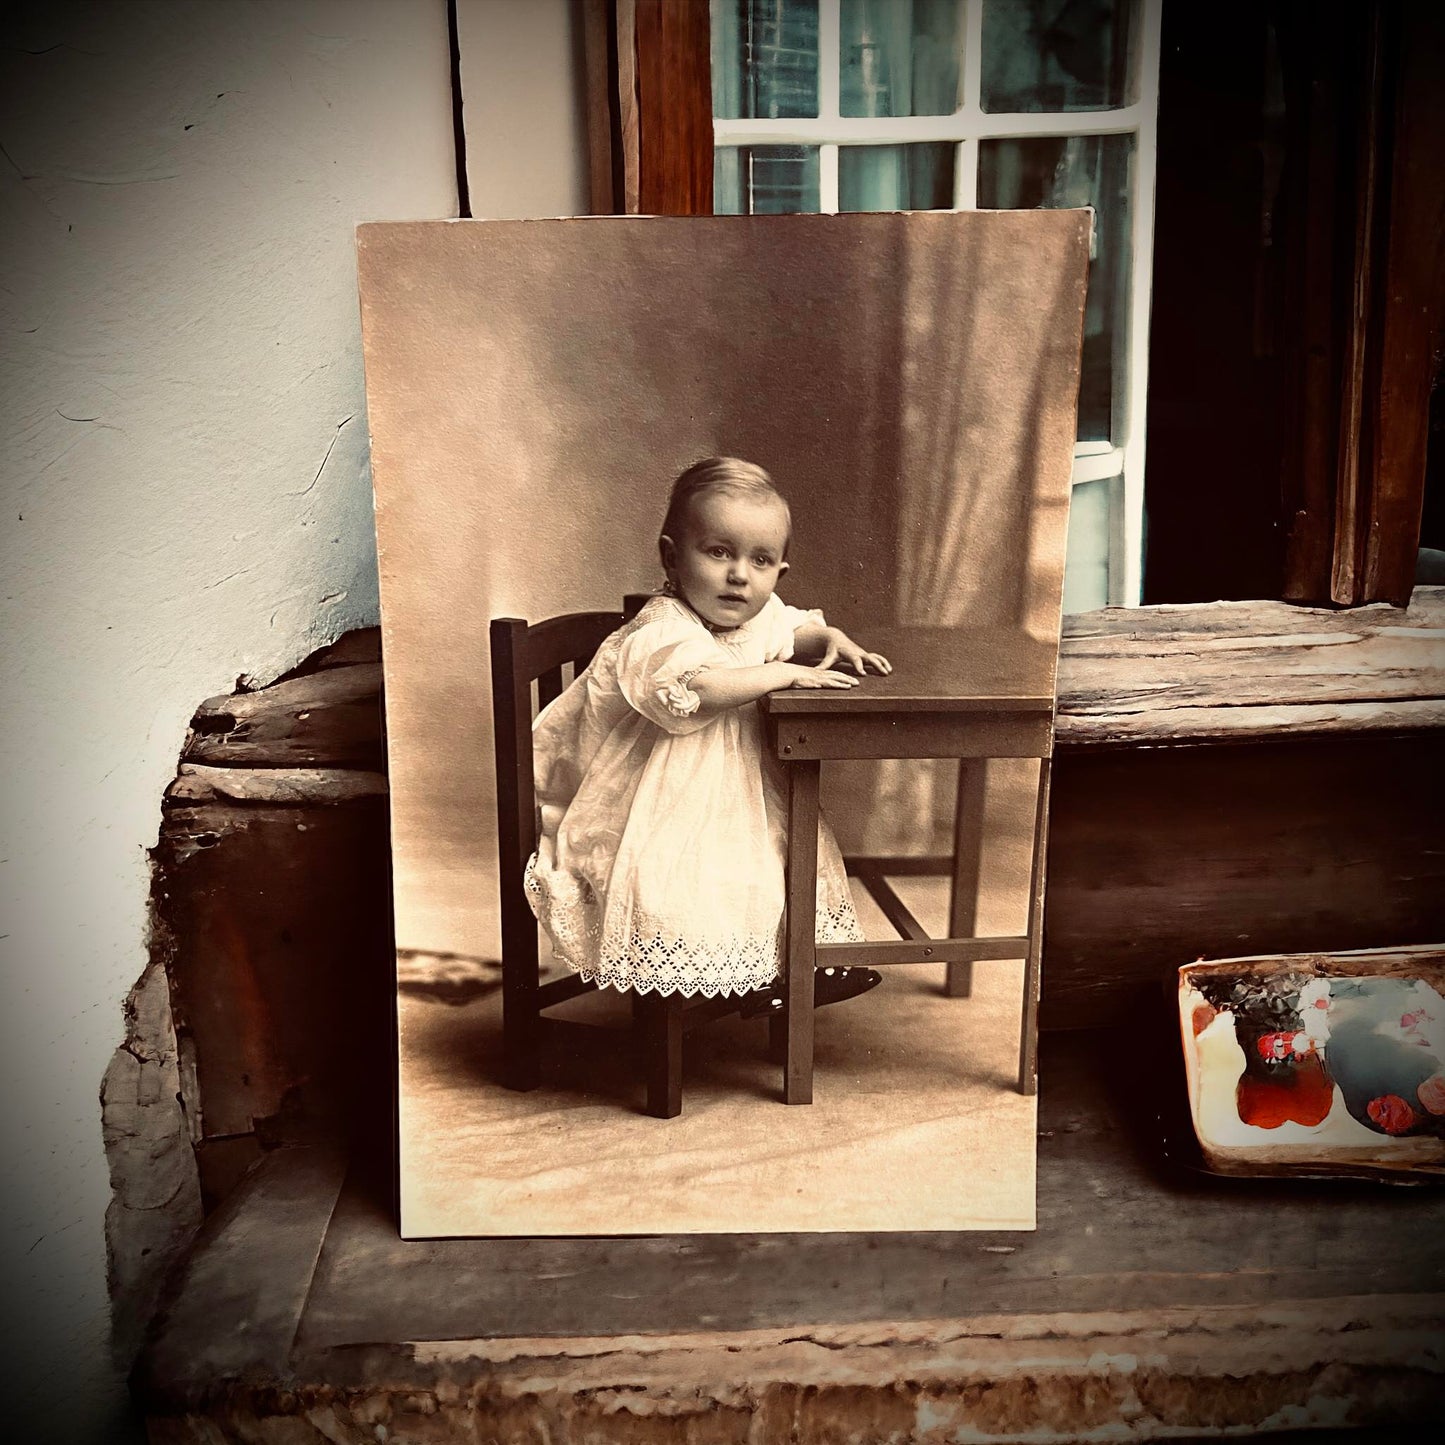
[357,210,1090,1236]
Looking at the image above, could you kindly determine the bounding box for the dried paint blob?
[1184,968,1445,1160]
[1366,1093,1417,1136]
[1418,1073,1445,1116]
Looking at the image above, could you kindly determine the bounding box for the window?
[710,0,1162,611]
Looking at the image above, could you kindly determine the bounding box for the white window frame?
[713,0,1163,607]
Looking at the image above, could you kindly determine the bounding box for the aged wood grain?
[633,0,712,216]
[156,798,393,1150]
[1056,588,1445,744]
[581,0,619,214]
[1063,590,1441,639]
[1368,2,1445,601]
[132,1145,345,1402]
[185,663,385,771]
[1276,8,1434,607]
[132,1033,1445,1394]
[141,1297,1445,1440]
[166,764,386,806]
[133,1038,1445,1443]
[1041,733,1445,1030]
[1184,942,1445,985]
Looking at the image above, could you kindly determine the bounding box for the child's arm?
[791,622,893,676]
[689,660,859,719]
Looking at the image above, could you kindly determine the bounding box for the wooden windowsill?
[133,1028,1445,1437]
[1056,586,1445,748]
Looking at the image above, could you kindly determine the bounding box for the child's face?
[663,491,790,630]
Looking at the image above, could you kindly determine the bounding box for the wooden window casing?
[583,0,1443,608]
[1278,1,1445,606]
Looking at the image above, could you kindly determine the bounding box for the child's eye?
[754,556,774,568]
[708,546,729,558]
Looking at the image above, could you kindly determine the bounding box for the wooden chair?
[490,599,750,1119]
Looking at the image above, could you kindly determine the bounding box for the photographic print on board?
[356,211,1090,1237]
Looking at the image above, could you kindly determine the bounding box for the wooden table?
[760,627,1060,1105]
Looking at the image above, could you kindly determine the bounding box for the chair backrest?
[489,610,624,969]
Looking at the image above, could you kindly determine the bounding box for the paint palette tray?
[1177,944,1445,1181]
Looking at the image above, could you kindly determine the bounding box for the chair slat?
[537,973,595,1009]
[537,666,564,710]
[520,611,624,679]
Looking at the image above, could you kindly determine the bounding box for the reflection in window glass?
[711,0,819,119]
[840,0,962,117]
[838,144,954,211]
[980,0,1132,113]
[1062,475,1116,613]
[979,134,1131,441]
[714,146,821,214]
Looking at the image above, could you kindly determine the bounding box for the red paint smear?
[1255,1030,1308,1062]
[1367,1093,1417,1135]
[1237,1053,1334,1128]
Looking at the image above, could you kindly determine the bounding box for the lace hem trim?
[524,856,864,999]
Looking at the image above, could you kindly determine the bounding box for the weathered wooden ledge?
[1056,588,1445,747]
[133,1032,1445,1441]
[128,595,1445,1438]
[1043,589,1445,1028]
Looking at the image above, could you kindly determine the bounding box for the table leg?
[641,993,683,1119]
[1018,756,1052,1095]
[784,759,820,1105]
[945,759,987,998]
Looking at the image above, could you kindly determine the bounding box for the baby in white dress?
[524,457,891,1004]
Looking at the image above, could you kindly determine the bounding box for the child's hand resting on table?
[811,626,892,677]
[773,661,861,690]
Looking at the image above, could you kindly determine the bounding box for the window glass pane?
[978,134,1131,441]
[712,0,819,119]
[840,0,962,117]
[838,143,955,211]
[713,146,820,214]
[1062,476,1116,613]
[714,148,744,214]
[980,0,1132,113]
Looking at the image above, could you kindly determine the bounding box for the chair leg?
[501,951,542,1092]
[638,992,683,1118]
[1018,756,1053,1096]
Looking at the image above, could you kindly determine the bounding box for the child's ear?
[659,534,677,571]
[776,560,790,581]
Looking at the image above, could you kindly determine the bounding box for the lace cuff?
[655,667,704,719]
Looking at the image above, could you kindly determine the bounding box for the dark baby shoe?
[738,965,883,1019]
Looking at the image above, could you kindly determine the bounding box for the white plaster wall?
[0,2,456,1436]
[457,0,591,219]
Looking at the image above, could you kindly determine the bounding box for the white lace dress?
[524,593,864,998]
